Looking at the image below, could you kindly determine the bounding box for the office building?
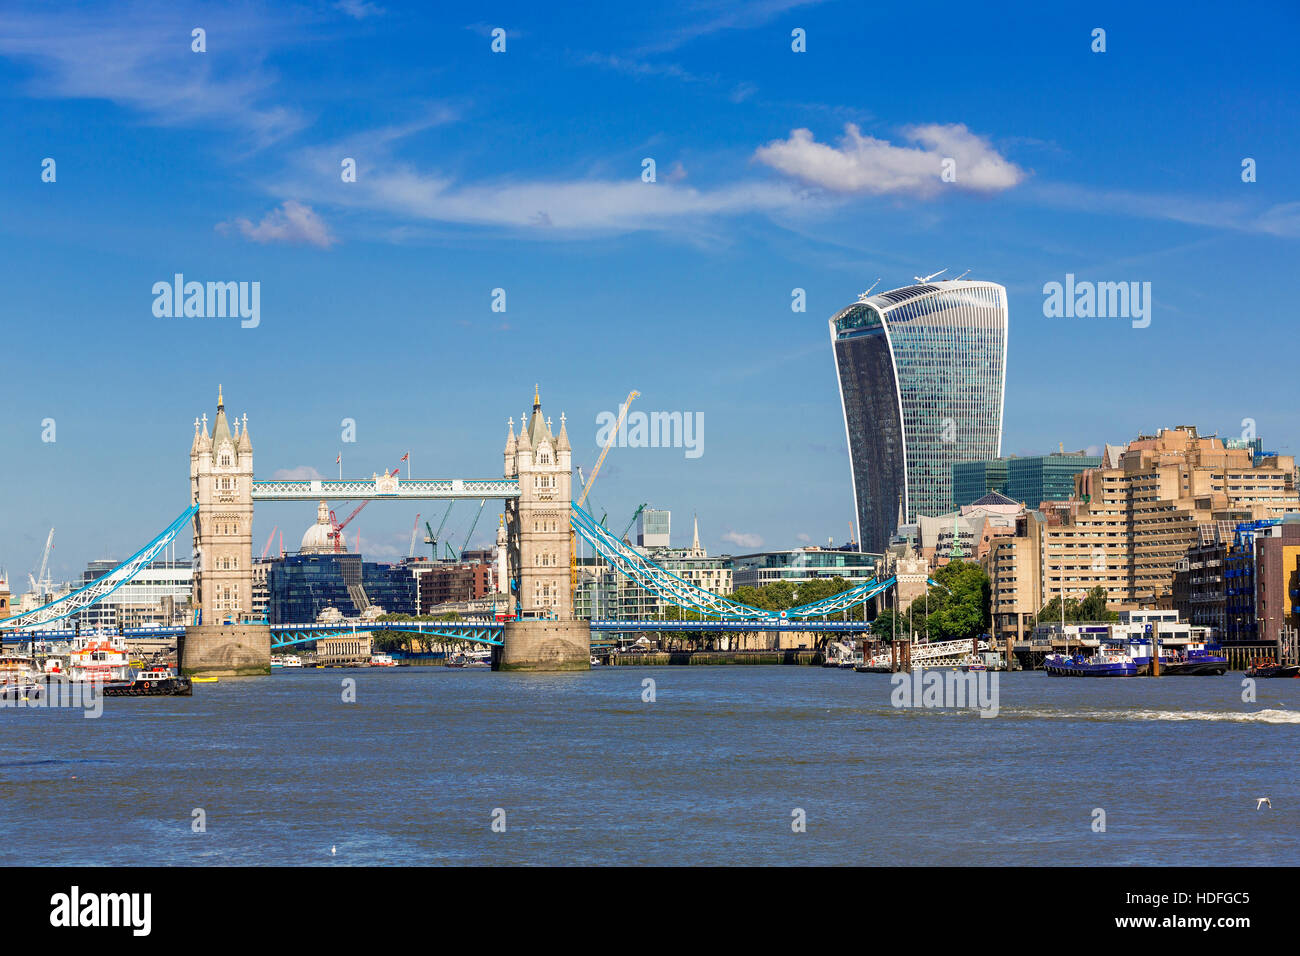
[1255,517,1300,645]
[951,459,1009,509]
[728,548,881,589]
[1007,452,1102,508]
[986,427,1299,640]
[267,553,417,624]
[829,278,1008,551]
[637,508,670,549]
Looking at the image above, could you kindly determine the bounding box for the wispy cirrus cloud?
[1023,182,1300,238]
[754,123,1027,196]
[218,200,337,248]
[336,0,385,20]
[634,0,827,54]
[0,3,308,147]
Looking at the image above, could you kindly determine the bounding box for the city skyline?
[2,0,1298,582]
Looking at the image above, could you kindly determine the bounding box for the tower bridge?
[1,386,929,674]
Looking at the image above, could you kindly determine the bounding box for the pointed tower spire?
[211,385,232,455]
[692,513,700,551]
[238,412,252,451]
[516,412,532,451]
[556,411,570,451]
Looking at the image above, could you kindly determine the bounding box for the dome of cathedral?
[301,500,344,554]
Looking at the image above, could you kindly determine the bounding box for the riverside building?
[986,427,1298,642]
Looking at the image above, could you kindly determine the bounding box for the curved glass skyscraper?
[829,280,1008,553]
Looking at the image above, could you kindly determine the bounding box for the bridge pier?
[493,620,591,672]
[180,623,271,677]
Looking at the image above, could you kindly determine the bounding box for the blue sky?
[1,0,1298,583]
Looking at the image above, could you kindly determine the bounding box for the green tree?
[909,560,991,642]
[1037,586,1116,624]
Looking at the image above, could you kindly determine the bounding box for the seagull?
[1256,798,1271,810]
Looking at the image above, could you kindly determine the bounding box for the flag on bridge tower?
[401,451,409,478]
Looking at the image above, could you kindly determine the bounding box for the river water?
[2,667,1296,866]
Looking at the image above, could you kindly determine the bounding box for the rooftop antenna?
[913,269,947,284]
[856,278,882,301]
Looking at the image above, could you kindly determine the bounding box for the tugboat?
[101,665,193,697]
[1245,656,1300,678]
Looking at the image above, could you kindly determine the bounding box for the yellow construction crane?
[571,389,639,595]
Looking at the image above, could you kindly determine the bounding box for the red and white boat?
[66,633,132,683]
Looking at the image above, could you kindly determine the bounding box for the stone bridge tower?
[180,386,270,676]
[496,386,590,671]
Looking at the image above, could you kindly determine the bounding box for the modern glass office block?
[829,280,1008,552]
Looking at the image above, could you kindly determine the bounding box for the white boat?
[270,655,284,668]
[370,653,397,667]
[280,655,304,668]
[0,653,40,684]
[66,633,132,683]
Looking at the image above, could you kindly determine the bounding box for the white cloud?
[218,201,337,248]
[754,122,1025,197]
[722,530,764,550]
[287,161,811,233]
[273,465,324,480]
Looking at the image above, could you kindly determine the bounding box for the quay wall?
[606,650,823,666]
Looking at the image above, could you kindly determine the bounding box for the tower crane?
[619,503,647,543]
[425,501,455,562]
[408,513,421,559]
[328,503,367,552]
[324,463,404,554]
[571,390,639,594]
[29,528,54,602]
[460,499,487,560]
[261,526,279,560]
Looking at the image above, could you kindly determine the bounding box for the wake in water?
[1003,707,1300,724]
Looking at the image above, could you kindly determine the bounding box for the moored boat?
[66,634,132,683]
[1044,649,1137,677]
[1245,656,1300,678]
[1162,642,1229,676]
[101,665,193,697]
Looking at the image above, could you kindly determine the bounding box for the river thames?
[2,667,1296,866]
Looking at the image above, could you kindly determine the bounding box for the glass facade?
[952,459,1009,508]
[830,281,1007,552]
[728,549,881,589]
[267,554,417,624]
[1005,454,1101,507]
